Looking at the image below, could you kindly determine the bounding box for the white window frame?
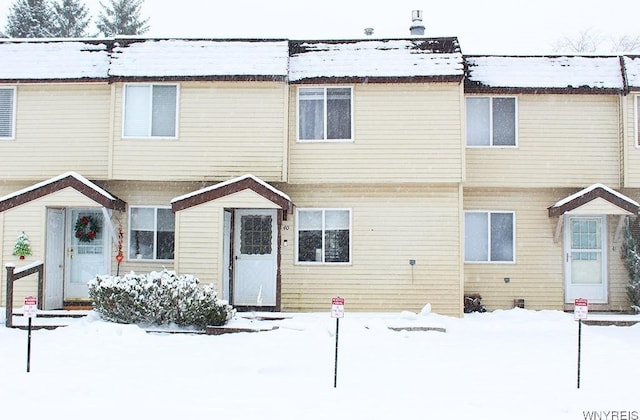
[635,95,640,148]
[296,86,354,142]
[128,206,175,261]
[295,208,352,265]
[464,210,516,263]
[0,86,16,140]
[122,83,179,139]
[466,96,518,148]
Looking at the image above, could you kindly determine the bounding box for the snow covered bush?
[621,218,640,313]
[88,269,235,327]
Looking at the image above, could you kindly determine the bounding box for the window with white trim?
[466,96,517,146]
[0,87,16,139]
[465,211,515,262]
[296,209,351,263]
[636,95,640,146]
[129,207,175,260]
[123,84,178,138]
[298,87,352,141]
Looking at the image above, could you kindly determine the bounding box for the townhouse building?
[1,37,639,316]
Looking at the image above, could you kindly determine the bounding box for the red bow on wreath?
[75,215,100,243]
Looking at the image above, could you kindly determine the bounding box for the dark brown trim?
[109,75,287,83]
[293,75,463,84]
[464,83,623,95]
[0,175,126,213]
[171,177,292,213]
[548,186,639,217]
[0,78,108,84]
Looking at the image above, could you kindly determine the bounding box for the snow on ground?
[1,308,639,419]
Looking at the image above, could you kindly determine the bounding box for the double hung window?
[465,211,515,262]
[0,87,16,139]
[298,87,352,141]
[466,96,516,146]
[129,207,175,260]
[297,209,351,263]
[123,84,178,138]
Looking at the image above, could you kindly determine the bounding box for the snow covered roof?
[465,56,625,92]
[289,38,464,82]
[0,40,109,81]
[109,39,289,79]
[623,56,640,89]
[171,174,292,213]
[0,172,126,212]
[548,183,639,217]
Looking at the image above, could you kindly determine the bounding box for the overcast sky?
[0,0,639,54]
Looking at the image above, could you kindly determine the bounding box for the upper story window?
[298,87,352,141]
[466,96,517,147]
[0,87,16,139]
[465,211,515,263]
[636,95,640,146]
[296,208,351,264]
[123,84,178,138]
[129,206,175,260]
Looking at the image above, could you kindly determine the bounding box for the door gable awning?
[0,172,126,213]
[171,174,293,214]
[548,183,639,217]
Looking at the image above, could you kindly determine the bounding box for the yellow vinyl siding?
[111,81,287,182]
[623,94,640,187]
[466,95,621,188]
[0,83,110,180]
[464,188,633,311]
[464,189,566,310]
[288,83,464,184]
[280,184,463,316]
[0,188,103,307]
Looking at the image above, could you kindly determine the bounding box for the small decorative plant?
[13,231,32,260]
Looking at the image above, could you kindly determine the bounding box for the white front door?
[565,216,608,303]
[233,209,277,306]
[65,209,108,299]
[45,208,65,309]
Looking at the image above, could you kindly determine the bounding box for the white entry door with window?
[233,209,277,306]
[565,216,607,303]
[66,209,108,299]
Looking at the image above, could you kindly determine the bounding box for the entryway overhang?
[0,171,126,213]
[170,174,293,216]
[548,183,639,243]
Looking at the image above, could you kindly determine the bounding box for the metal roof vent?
[410,10,425,36]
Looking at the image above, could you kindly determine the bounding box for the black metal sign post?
[577,319,582,389]
[23,296,38,373]
[334,317,340,388]
[331,297,345,388]
[574,298,588,389]
[27,316,33,373]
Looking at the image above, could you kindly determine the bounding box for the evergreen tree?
[621,217,640,313]
[4,0,56,38]
[12,231,32,258]
[52,0,90,37]
[96,0,149,36]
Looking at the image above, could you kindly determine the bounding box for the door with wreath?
[65,209,108,299]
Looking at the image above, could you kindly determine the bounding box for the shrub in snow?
[621,218,640,313]
[88,269,235,327]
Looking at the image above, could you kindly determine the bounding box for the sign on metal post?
[331,297,344,388]
[23,296,38,373]
[574,298,588,389]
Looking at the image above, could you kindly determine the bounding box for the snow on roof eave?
[0,171,116,203]
[171,174,291,204]
[548,184,640,217]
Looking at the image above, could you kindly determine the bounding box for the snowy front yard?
[1,308,639,419]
